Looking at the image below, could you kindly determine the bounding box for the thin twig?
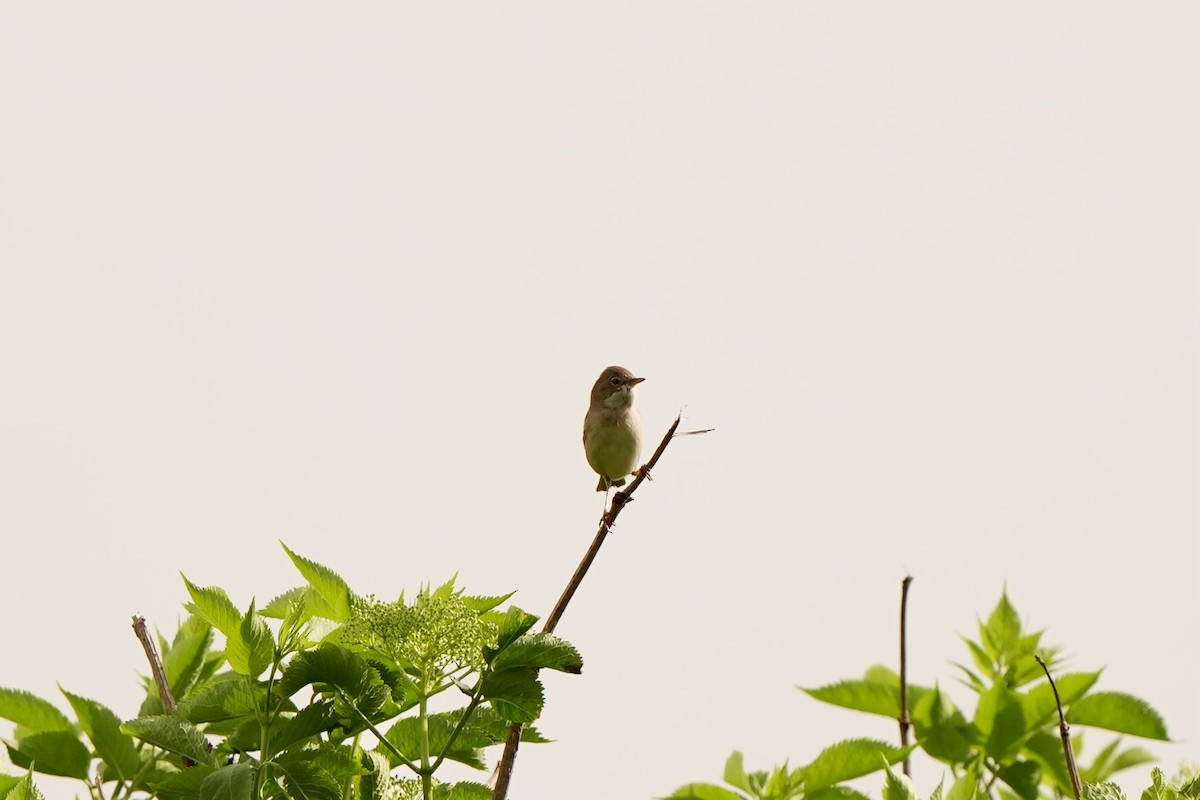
[131,616,175,715]
[1035,654,1082,800]
[898,575,913,777]
[491,414,687,800]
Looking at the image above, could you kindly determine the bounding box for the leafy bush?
[0,544,581,800]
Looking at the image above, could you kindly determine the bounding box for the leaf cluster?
[0,544,582,800]
[668,591,1170,800]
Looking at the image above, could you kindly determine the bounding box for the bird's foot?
[632,465,653,482]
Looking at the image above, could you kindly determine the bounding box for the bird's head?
[591,365,645,410]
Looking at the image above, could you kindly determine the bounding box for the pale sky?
[1,3,1197,799]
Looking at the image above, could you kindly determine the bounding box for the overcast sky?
[1,3,1197,799]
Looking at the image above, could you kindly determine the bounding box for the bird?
[583,366,645,492]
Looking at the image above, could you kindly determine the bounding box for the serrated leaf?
[261,587,309,620]
[276,645,389,718]
[1023,731,1074,794]
[382,714,483,770]
[946,769,979,800]
[268,759,341,800]
[163,616,216,701]
[481,669,544,724]
[492,606,539,654]
[175,674,259,724]
[1020,672,1102,728]
[723,751,750,792]
[153,765,216,800]
[122,715,216,767]
[975,685,1026,760]
[3,768,45,800]
[492,633,582,674]
[661,785,747,800]
[882,763,922,800]
[1067,693,1169,740]
[0,690,73,734]
[996,760,1041,800]
[233,601,274,679]
[983,592,1022,658]
[912,686,974,763]
[804,739,914,792]
[5,731,91,779]
[182,576,242,639]
[200,762,255,800]
[802,680,901,718]
[461,592,516,613]
[433,782,494,800]
[281,544,352,622]
[60,688,141,780]
[359,750,392,800]
[270,701,342,752]
[1085,782,1127,800]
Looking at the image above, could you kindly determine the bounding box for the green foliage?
[0,544,580,799]
[669,591,1173,800]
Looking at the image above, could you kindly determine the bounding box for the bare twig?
[1035,654,1082,800]
[491,414,689,800]
[899,575,914,777]
[131,616,175,715]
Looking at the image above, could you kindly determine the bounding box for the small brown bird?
[582,366,645,492]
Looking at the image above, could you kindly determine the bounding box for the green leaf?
[0,689,73,733]
[153,765,217,800]
[2,768,45,800]
[270,701,342,752]
[232,600,274,679]
[975,685,1026,760]
[946,769,979,800]
[481,668,544,724]
[661,785,747,800]
[433,782,494,800]
[359,750,393,800]
[176,673,259,724]
[461,592,516,613]
[882,764,922,800]
[60,689,140,780]
[809,787,874,800]
[1085,782,1127,800]
[122,715,216,766]
[276,645,390,718]
[382,713,484,770]
[801,680,900,718]
[492,633,582,674]
[804,739,914,792]
[199,762,255,800]
[911,686,974,763]
[281,543,352,622]
[995,760,1041,800]
[983,592,1022,659]
[722,751,751,792]
[182,576,242,639]
[261,587,308,620]
[4,730,91,779]
[492,606,539,654]
[1067,693,1169,740]
[268,759,341,800]
[1020,672,1101,728]
[164,616,216,701]
[1023,731,1074,794]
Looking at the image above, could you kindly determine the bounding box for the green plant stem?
[343,732,363,800]
[429,690,485,773]
[343,692,423,774]
[420,677,433,800]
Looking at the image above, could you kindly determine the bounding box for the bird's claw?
[632,465,652,482]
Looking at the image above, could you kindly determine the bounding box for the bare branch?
[492,414,690,799]
[1036,654,1083,800]
[899,575,914,777]
[131,616,175,715]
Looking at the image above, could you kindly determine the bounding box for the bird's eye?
[610,377,622,385]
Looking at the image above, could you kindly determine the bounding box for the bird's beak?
[625,377,645,386]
